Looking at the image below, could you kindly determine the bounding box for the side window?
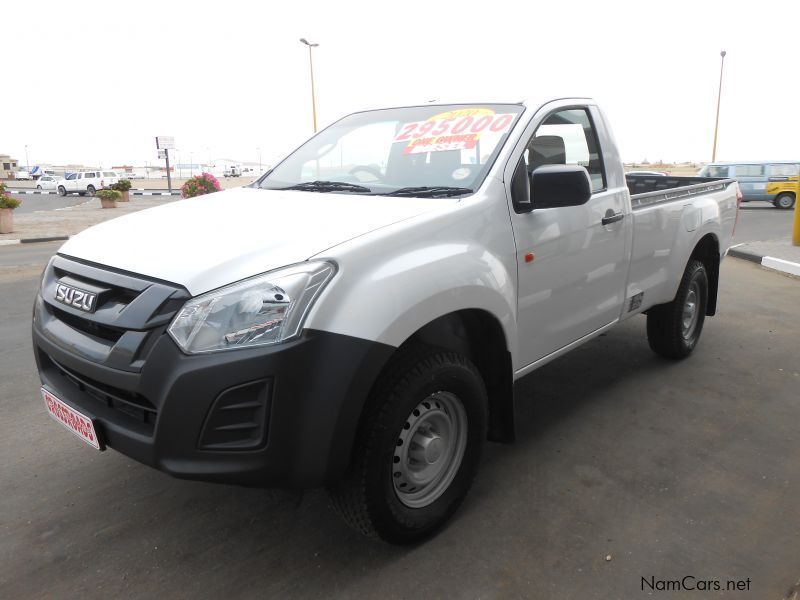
[525,107,606,192]
[707,165,729,177]
[735,164,764,177]
[770,164,799,178]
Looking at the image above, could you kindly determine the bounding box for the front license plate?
[42,388,102,450]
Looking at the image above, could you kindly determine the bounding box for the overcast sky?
[6,0,799,168]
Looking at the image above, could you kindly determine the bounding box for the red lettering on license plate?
[42,388,101,450]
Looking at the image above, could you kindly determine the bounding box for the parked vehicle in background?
[626,170,668,176]
[36,176,60,191]
[33,96,739,544]
[697,161,799,208]
[14,170,33,180]
[766,176,798,210]
[224,165,242,177]
[56,171,120,196]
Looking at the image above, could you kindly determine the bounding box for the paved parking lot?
[1,245,798,599]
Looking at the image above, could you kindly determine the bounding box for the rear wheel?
[86,185,96,196]
[774,193,795,210]
[647,259,708,359]
[57,186,66,197]
[36,185,42,190]
[330,347,487,544]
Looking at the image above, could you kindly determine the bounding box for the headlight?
[168,261,335,354]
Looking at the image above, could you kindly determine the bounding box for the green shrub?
[0,183,21,209]
[111,179,132,192]
[96,189,121,202]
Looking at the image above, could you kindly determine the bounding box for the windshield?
[259,104,524,196]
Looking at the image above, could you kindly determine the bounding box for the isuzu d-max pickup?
[32,97,739,543]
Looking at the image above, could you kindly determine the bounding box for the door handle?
[601,211,625,226]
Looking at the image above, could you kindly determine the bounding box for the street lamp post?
[256,147,262,173]
[299,38,320,132]
[711,50,727,162]
[24,145,29,171]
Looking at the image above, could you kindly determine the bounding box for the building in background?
[0,154,20,179]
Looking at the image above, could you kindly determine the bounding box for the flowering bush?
[0,183,21,209]
[181,172,221,198]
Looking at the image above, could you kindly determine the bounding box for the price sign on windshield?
[393,109,516,155]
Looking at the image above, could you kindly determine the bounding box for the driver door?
[508,104,630,371]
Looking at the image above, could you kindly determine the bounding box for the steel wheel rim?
[779,196,792,208]
[682,281,700,339]
[393,391,468,509]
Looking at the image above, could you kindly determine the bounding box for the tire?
[329,347,487,544]
[86,185,96,196]
[647,259,708,359]
[36,185,42,190]
[773,193,795,210]
[57,186,66,197]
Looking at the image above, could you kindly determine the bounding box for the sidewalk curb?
[727,246,762,264]
[8,189,180,196]
[729,244,800,277]
[0,236,69,246]
[131,191,181,196]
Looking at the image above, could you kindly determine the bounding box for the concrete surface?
[10,194,92,215]
[1,248,799,599]
[0,196,177,243]
[729,236,800,277]
[734,204,797,243]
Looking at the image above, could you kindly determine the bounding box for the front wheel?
[330,348,487,544]
[773,193,795,210]
[647,259,708,359]
[86,185,96,196]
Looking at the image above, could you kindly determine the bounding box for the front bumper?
[32,256,394,487]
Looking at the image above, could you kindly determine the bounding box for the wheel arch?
[689,233,720,316]
[367,309,516,445]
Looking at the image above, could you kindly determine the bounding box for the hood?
[59,187,453,295]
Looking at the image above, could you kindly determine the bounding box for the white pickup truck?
[56,170,119,196]
[32,96,738,543]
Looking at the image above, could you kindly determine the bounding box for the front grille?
[37,255,190,372]
[50,306,125,343]
[49,356,157,426]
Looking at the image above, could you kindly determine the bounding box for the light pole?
[711,50,727,162]
[256,147,262,173]
[24,145,29,171]
[299,38,319,132]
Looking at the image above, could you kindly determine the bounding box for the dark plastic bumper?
[33,321,394,487]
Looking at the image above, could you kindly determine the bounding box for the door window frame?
[503,101,610,215]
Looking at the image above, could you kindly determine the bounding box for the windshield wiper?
[382,186,474,198]
[282,180,372,193]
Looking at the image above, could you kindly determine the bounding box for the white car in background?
[35,176,60,191]
[15,170,33,180]
[56,171,120,196]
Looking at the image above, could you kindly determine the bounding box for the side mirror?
[530,164,592,209]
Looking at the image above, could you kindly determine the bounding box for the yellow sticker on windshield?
[393,109,516,155]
